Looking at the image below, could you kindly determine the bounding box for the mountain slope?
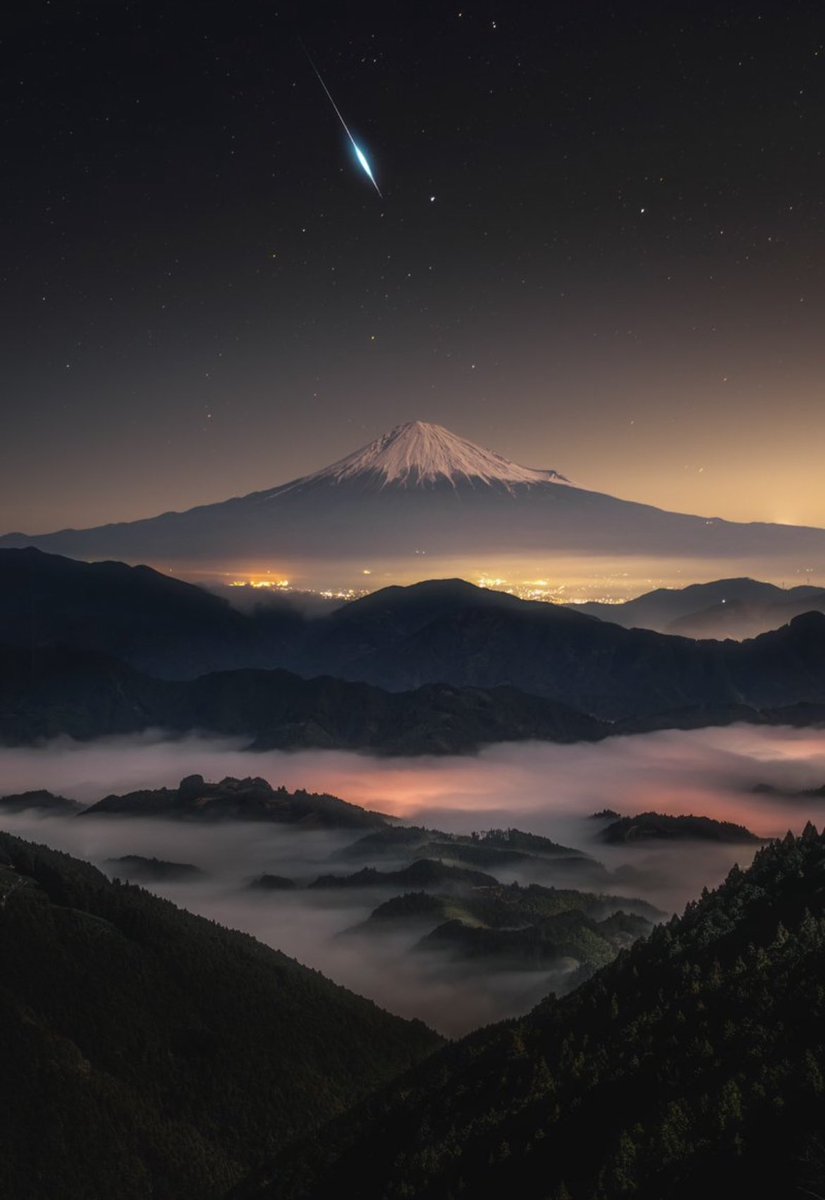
[3,422,825,568]
[240,825,825,1200]
[0,833,439,1200]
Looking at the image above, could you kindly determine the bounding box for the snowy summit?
[298,421,571,492]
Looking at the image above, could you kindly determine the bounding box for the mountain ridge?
[0,642,609,752]
[3,551,825,737]
[576,575,825,639]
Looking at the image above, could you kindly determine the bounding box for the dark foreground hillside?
[0,833,438,1200]
[242,825,825,1200]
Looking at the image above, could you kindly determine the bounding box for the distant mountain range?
[0,643,609,752]
[577,576,825,639]
[3,549,825,746]
[3,421,825,572]
[290,579,825,718]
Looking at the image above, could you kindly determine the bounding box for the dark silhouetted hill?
[600,811,764,845]
[0,833,439,1200]
[81,773,388,829]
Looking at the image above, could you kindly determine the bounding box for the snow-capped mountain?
[3,420,825,577]
[285,421,571,492]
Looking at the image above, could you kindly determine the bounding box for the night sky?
[4,1,825,534]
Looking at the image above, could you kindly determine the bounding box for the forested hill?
[0,832,439,1200]
[243,824,825,1200]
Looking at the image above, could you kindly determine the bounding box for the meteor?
[302,44,383,198]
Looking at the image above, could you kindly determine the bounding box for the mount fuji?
[3,421,825,577]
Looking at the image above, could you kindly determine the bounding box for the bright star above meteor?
[303,46,382,198]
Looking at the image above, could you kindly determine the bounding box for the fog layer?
[1,725,823,1034]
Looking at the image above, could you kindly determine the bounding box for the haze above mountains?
[3,422,825,591]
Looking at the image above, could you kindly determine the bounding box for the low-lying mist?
[2,724,824,1035]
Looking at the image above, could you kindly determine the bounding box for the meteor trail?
[302,44,382,198]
